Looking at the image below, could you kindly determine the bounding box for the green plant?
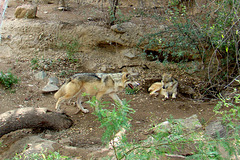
[138,5,205,63]
[115,9,132,24]
[125,87,139,95]
[57,39,81,62]
[0,71,19,89]
[87,97,135,145]
[89,87,240,159]
[11,151,71,160]
[107,0,132,25]
[190,89,240,159]
[138,0,239,97]
[65,40,80,62]
[30,57,40,70]
[108,0,119,25]
[168,0,181,6]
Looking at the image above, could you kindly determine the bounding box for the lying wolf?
[54,72,137,114]
[148,73,178,101]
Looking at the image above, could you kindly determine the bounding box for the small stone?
[121,49,137,59]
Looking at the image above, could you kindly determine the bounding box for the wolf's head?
[161,73,173,89]
[122,72,139,89]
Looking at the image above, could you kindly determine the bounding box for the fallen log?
[0,107,73,138]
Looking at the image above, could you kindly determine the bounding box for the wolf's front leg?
[109,93,123,105]
[76,95,89,114]
[161,89,169,101]
[172,92,177,99]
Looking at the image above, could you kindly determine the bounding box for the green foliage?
[138,6,205,63]
[108,6,116,25]
[90,88,240,159]
[190,90,240,160]
[0,71,19,89]
[87,97,135,145]
[30,57,55,71]
[57,39,81,62]
[168,0,181,6]
[11,151,71,160]
[30,57,40,70]
[138,0,239,96]
[204,1,240,85]
[115,9,132,24]
[108,7,132,25]
[125,87,139,95]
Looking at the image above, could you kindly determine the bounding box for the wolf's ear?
[122,72,130,80]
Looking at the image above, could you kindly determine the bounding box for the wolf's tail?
[54,78,71,99]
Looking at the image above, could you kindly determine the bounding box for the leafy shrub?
[57,39,81,62]
[87,97,135,145]
[30,57,40,70]
[88,88,240,159]
[12,151,71,160]
[0,71,19,89]
[138,5,206,63]
[138,0,239,97]
[125,87,139,95]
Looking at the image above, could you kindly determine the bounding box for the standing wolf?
[54,72,136,114]
[148,73,178,101]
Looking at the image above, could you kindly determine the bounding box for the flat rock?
[42,83,59,93]
[34,71,47,80]
[48,77,59,86]
[110,22,136,33]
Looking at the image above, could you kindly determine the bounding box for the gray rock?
[122,50,136,59]
[0,136,55,159]
[48,77,59,86]
[42,77,60,93]
[111,22,136,33]
[42,83,59,93]
[178,114,202,131]
[34,71,47,80]
[205,121,226,138]
[154,114,202,133]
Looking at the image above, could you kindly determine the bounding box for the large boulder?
[15,4,37,19]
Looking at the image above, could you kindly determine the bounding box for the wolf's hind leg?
[55,93,75,111]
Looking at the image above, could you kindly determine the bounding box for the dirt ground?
[0,2,220,159]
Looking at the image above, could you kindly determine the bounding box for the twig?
[224,75,240,89]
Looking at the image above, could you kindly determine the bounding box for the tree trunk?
[0,107,73,138]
